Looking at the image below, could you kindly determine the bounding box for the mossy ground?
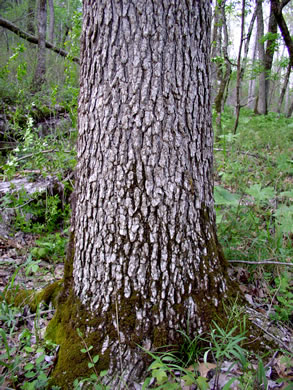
[2,280,63,312]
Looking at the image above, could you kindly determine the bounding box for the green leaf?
[152,368,168,384]
[24,346,34,353]
[223,377,238,390]
[93,354,99,363]
[24,363,34,371]
[246,184,275,203]
[100,370,108,377]
[195,376,209,390]
[214,186,240,206]
[36,354,45,365]
[88,362,95,368]
[25,371,36,378]
[142,377,151,390]
[280,190,293,198]
[182,373,196,385]
[150,361,165,369]
[282,384,293,390]
[37,372,48,381]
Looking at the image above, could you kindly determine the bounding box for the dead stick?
[228,260,293,267]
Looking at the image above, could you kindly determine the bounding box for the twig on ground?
[214,148,276,165]
[22,309,55,320]
[15,149,56,163]
[228,259,293,267]
[250,320,291,352]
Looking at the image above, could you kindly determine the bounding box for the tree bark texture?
[49,1,232,388]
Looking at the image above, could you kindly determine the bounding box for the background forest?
[0,0,292,389]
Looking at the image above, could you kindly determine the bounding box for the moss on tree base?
[2,280,63,312]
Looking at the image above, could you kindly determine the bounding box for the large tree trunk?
[48,1,233,388]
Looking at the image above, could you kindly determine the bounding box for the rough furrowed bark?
[47,1,236,388]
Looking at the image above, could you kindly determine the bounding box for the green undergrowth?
[213,107,293,327]
[0,273,63,389]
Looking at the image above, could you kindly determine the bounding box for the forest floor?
[0,106,292,389]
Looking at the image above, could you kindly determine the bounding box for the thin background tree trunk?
[32,0,47,91]
[248,33,258,109]
[48,0,54,43]
[214,0,232,136]
[277,62,291,113]
[287,99,293,117]
[27,0,35,35]
[256,0,267,115]
[233,0,246,133]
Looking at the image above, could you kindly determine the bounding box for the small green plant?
[31,231,68,263]
[201,320,247,390]
[1,189,70,234]
[141,347,198,389]
[270,272,293,325]
[73,328,110,390]
[0,293,59,389]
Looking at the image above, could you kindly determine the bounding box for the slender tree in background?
[271,0,293,66]
[48,0,55,43]
[256,0,267,115]
[277,62,291,113]
[211,0,223,96]
[262,0,291,114]
[26,0,35,35]
[248,33,258,109]
[234,0,246,133]
[47,1,233,388]
[241,2,258,108]
[287,99,293,117]
[213,0,232,135]
[32,0,47,91]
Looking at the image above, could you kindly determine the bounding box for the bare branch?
[0,16,80,65]
[228,259,293,267]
